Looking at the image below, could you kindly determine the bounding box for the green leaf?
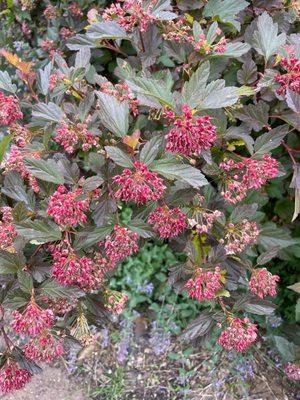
[105,146,134,168]
[277,112,300,131]
[126,77,175,109]
[288,282,300,294]
[210,42,251,58]
[24,158,65,184]
[0,134,12,164]
[198,80,239,109]
[0,251,25,274]
[151,158,208,188]
[0,70,17,93]
[286,89,300,114]
[296,299,300,322]
[234,101,270,132]
[182,61,210,108]
[2,172,35,210]
[127,219,155,238]
[257,247,279,265]
[96,92,129,137]
[18,271,33,294]
[75,225,114,249]
[15,220,62,244]
[31,102,64,125]
[237,59,258,85]
[203,0,249,31]
[37,62,51,96]
[86,21,130,41]
[12,347,42,374]
[252,12,286,62]
[254,125,289,155]
[258,222,297,249]
[140,135,164,166]
[230,204,258,223]
[88,152,106,173]
[274,336,296,362]
[39,279,84,300]
[243,297,276,315]
[224,125,254,155]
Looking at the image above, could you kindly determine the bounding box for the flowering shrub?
[0,0,299,394]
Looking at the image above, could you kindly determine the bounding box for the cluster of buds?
[41,296,77,316]
[218,318,258,352]
[113,160,166,204]
[148,206,187,238]
[220,155,279,204]
[164,105,217,157]
[9,124,32,148]
[188,211,223,234]
[0,206,17,251]
[47,185,90,227]
[59,27,75,40]
[0,362,32,394]
[43,4,59,20]
[103,289,128,314]
[284,363,300,381]
[11,299,54,336]
[104,225,139,264]
[0,92,23,126]
[249,268,280,299]
[49,72,65,91]
[162,19,194,44]
[193,31,227,54]
[221,220,260,254]
[68,1,83,17]
[100,82,139,116]
[54,121,99,153]
[275,48,300,96]
[102,0,157,32]
[185,267,224,301]
[2,145,40,192]
[24,332,64,363]
[50,241,105,290]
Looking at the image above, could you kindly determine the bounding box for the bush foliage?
[0,0,299,393]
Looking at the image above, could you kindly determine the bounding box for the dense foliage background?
[0,0,299,396]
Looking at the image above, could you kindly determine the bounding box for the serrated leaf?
[140,135,164,166]
[286,89,300,113]
[96,92,129,137]
[151,158,208,188]
[2,172,35,210]
[203,0,249,31]
[252,12,286,62]
[230,204,258,223]
[86,21,130,41]
[198,80,239,109]
[0,134,12,164]
[38,62,51,96]
[257,247,279,265]
[224,125,254,155]
[31,102,64,125]
[0,70,17,93]
[258,222,297,249]
[18,270,33,294]
[182,61,210,108]
[237,59,258,85]
[75,225,114,249]
[75,48,91,69]
[243,297,276,315]
[180,311,220,341]
[15,220,62,244]
[39,279,84,300]
[210,42,251,58]
[127,219,154,238]
[24,158,65,184]
[254,125,288,155]
[234,101,269,132]
[105,146,134,168]
[274,336,296,362]
[0,251,25,274]
[88,152,106,173]
[92,195,118,227]
[57,158,80,185]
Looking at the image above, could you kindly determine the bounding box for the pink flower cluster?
[275,52,300,96]
[104,289,128,314]
[0,363,32,394]
[2,145,40,192]
[194,32,227,54]
[185,267,223,301]
[220,155,279,204]
[148,206,186,238]
[164,105,217,157]
[11,300,54,336]
[47,185,90,227]
[104,225,139,263]
[113,161,166,204]
[49,72,65,91]
[40,38,56,53]
[189,210,223,234]
[218,318,257,352]
[24,332,64,363]
[284,363,300,381]
[60,27,75,40]
[102,0,157,32]
[249,268,280,299]
[0,206,17,251]
[221,220,260,254]
[0,92,23,126]
[43,4,58,19]
[68,1,83,17]
[54,121,99,153]
[9,124,31,148]
[50,242,105,290]
[41,296,77,316]
[100,82,139,115]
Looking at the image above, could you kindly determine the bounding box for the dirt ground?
[3,365,89,400]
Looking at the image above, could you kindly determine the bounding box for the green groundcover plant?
[0,0,299,393]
